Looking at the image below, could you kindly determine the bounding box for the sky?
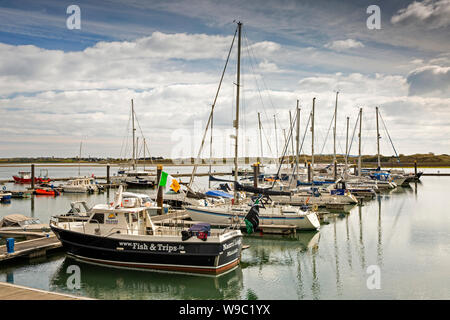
[0,0,449,159]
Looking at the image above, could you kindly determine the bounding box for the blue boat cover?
[205,190,234,198]
[189,223,211,232]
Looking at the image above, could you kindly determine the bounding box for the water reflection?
[50,256,244,300]
[240,232,320,269]
[2,170,450,299]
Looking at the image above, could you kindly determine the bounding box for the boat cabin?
[86,205,155,236]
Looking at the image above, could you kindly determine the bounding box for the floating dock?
[0,234,62,262]
[0,282,90,300]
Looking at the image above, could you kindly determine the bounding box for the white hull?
[185,205,320,230]
[270,193,357,206]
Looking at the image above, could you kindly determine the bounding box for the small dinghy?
[50,186,243,275]
[34,188,60,196]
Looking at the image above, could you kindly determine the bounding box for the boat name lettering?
[223,238,241,250]
[227,248,239,257]
[118,241,184,253]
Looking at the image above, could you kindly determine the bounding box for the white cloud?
[391,0,450,29]
[407,64,450,97]
[324,39,364,51]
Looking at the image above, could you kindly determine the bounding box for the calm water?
[0,165,449,300]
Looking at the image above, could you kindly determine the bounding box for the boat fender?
[181,230,192,241]
[312,204,319,212]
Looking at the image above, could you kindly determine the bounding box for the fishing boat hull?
[50,225,242,275]
[185,206,320,230]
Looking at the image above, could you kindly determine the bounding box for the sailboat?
[184,22,320,231]
[120,99,156,188]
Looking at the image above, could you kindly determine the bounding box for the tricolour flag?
[159,171,180,192]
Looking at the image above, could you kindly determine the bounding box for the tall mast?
[233,21,242,202]
[358,108,362,176]
[274,114,279,162]
[258,112,263,161]
[209,110,213,188]
[131,99,136,170]
[295,100,300,178]
[78,141,82,176]
[311,97,316,171]
[376,106,381,169]
[143,138,146,171]
[136,137,139,168]
[345,116,349,177]
[289,110,295,162]
[333,91,339,167]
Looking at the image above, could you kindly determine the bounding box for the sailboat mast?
[274,115,279,162]
[258,112,263,161]
[376,106,381,169]
[78,141,82,176]
[289,110,295,162]
[345,116,349,176]
[209,110,213,188]
[333,91,339,166]
[358,108,362,176]
[233,21,242,202]
[295,100,300,178]
[311,97,316,171]
[131,99,136,170]
[143,138,146,171]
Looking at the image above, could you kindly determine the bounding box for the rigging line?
[242,33,276,158]
[119,106,132,161]
[243,30,277,127]
[346,110,360,158]
[188,25,238,189]
[242,33,273,130]
[319,111,335,155]
[379,111,400,161]
[271,106,297,188]
[298,111,311,161]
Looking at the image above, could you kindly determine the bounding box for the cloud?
[324,39,364,51]
[258,59,281,73]
[391,0,450,29]
[407,64,450,97]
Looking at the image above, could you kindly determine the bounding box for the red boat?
[12,171,52,184]
[34,188,60,196]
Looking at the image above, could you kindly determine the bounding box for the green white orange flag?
[159,171,180,192]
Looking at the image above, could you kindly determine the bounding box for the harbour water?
[0,165,449,300]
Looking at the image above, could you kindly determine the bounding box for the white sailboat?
[184,22,320,231]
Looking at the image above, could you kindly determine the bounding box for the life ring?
[312,204,319,212]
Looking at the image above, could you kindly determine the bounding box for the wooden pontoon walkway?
[0,282,90,300]
[0,235,62,262]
